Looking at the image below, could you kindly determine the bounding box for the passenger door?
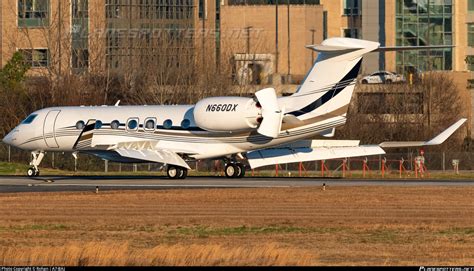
[43,110,61,148]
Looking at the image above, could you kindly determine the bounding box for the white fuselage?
[4,104,346,161]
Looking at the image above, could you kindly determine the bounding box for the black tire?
[236,163,246,178]
[27,167,36,177]
[167,165,181,179]
[386,79,392,84]
[35,170,40,177]
[178,168,188,179]
[361,79,368,84]
[224,164,238,178]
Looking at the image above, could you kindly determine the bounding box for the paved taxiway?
[0,175,473,192]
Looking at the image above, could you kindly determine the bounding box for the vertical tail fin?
[284,38,380,120]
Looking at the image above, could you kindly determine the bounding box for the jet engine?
[193,97,261,132]
[193,88,284,138]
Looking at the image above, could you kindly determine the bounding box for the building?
[218,2,323,84]
[359,0,473,138]
[361,0,464,74]
[320,0,361,39]
[0,0,325,82]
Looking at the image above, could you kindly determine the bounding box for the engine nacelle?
[194,97,261,132]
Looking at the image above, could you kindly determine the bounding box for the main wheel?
[178,168,188,179]
[236,163,246,178]
[224,164,238,178]
[27,167,37,177]
[167,165,181,179]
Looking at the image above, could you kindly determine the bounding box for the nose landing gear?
[27,151,44,177]
[224,162,246,178]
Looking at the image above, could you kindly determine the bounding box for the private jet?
[2,38,467,178]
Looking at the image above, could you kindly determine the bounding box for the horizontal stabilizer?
[247,145,385,169]
[376,45,455,52]
[305,45,359,52]
[379,118,467,148]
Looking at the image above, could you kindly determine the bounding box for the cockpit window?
[21,114,38,124]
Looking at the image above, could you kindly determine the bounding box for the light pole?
[310,29,316,63]
[275,0,279,74]
[287,0,291,83]
[245,26,253,54]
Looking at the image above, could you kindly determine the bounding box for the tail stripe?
[288,59,362,117]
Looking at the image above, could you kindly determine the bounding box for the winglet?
[425,118,467,146]
[379,118,467,148]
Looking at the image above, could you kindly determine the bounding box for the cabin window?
[127,118,139,131]
[111,120,120,129]
[181,119,191,129]
[75,120,85,129]
[21,114,38,124]
[163,119,173,129]
[95,120,103,129]
[144,118,156,131]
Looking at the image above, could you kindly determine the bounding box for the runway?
[0,175,473,192]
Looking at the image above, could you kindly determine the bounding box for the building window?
[357,93,423,114]
[395,0,453,72]
[469,0,474,12]
[19,49,49,68]
[343,28,359,38]
[18,0,49,27]
[466,56,474,71]
[72,49,89,69]
[199,0,205,19]
[469,24,474,47]
[72,0,88,18]
[228,0,320,4]
[343,0,360,16]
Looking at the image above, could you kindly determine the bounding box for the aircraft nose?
[2,130,17,146]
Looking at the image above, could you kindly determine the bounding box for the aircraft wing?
[115,148,190,169]
[247,140,385,169]
[247,119,467,169]
[379,118,467,148]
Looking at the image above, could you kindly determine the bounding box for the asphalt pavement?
[0,175,472,193]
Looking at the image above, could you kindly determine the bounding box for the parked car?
[360,71,406,84]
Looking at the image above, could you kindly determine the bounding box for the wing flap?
[247,145,385,169]
[115,148,190,169]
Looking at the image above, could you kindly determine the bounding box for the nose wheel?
[27,167,40,177]
[225,163,246,178]
[27,151,44,178]
[167,165,188,179]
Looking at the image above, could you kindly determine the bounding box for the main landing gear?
[27,151,45,177]
[166,165,188,179]
[224,162,246,178]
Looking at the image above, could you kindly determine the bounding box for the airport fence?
[0,142,473,176]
